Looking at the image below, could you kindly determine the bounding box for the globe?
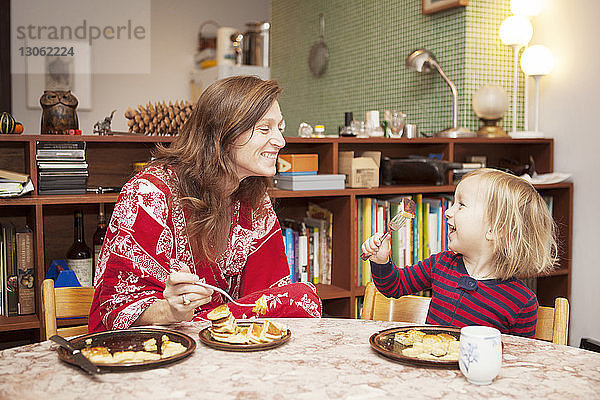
[472,85,509,119]
[472,85,509,137]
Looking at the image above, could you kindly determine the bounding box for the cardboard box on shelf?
[277,154,318,175]
[338,151,381,188]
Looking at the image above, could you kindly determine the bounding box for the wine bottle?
[93,203,107,281]
[66,210,93,287]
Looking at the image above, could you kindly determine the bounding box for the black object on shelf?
[381,157,462,186]
[580,337,600,353]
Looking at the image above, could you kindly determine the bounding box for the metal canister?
[243,22,270,66]
[404,124,418,138]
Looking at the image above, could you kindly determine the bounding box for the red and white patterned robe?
[88,166,322,332]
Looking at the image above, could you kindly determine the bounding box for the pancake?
[252,294,268,315]
[399,198,416,219]
[397,329,459,360]
[112,350,161,363]
[81,346,113,364]
[160,335,187,358]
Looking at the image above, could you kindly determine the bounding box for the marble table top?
[1,318,599,400]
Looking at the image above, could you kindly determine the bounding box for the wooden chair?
[42,278,95,339]
[361,282,431,323]
[535,297,569,345]
[361,282,569,345]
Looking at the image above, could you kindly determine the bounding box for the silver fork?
[194,281,256,307]
[360,198,416,261]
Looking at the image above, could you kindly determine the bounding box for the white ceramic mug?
[459,326,502,385]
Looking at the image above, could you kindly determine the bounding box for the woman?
[88,76,322,332]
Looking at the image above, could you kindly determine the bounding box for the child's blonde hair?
[462,168,557,280]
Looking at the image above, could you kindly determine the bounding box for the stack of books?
[36,141,88,195]
[0,169,33,197]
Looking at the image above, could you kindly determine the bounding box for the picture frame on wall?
[25,40,92,110]
[422,0,468,15]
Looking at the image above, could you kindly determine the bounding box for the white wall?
[11,0,269,133]
[531,0,600,345]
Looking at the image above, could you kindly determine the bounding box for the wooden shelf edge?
[0,134,175,143]
[0,193,119,206]
[270,185,456,198]
[37,193,120,205]
[282,136,554,145]
[540,268,569,277]
[0,315,40,332]
[315,284,350,300]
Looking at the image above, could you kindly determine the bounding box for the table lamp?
[405,49,474,138]
[520,44,554,136]
[472,85,509,137]
[499,16,533,134]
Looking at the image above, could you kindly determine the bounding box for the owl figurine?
[40,90,79,134]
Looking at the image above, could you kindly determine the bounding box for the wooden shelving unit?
[0,135,573,344]
[276,136,572,317]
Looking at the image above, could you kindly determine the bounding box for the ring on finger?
[182,293,191,306]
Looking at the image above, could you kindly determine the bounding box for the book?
[310,225,320,284]
[298,223,308,283]
[304,217,327,284]
[417,194,423,261]
[37,141,86,150]
[0,180,27,193]
[307,226,315,283]
[0,227,4,314]
[361,197,372,286]
[356,198,362,286]
[38,188,87,195]
[36,149,86,160]
[16,226,35,315]
[389,200,402,268]
[0,168,29,183]
[274,174,345,191]
[283,227,294,281]
[1,223,19,316]
[37,162,89,170]
[307,203,333,285]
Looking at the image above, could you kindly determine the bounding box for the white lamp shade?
[521,45,554,76]
[472,85,509,119]
[499,16,533,46]
[511,0,543,17]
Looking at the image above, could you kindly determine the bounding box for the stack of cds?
[36,141,88,195]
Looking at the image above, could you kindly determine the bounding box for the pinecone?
[124,100,193,135]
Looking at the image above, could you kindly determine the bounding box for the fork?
[194,281,256,307]
[360,199,415,261]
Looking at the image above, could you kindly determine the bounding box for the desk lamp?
[519,44,554,137]
[405,49,474,138]
[499,16,533,134]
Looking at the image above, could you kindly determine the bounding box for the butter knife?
[50,335,101,375]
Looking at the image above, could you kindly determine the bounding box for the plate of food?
[198,304,291,352]
[369,325,461,369]
[56,328,196,371]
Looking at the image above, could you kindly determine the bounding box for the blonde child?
[361,168,557,337]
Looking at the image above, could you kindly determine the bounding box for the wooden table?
[1,318,599,399]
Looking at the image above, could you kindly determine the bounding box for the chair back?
[361,282,570,345]
[535,297,569,345]
[361,282,431,323]
[42,278,95,339]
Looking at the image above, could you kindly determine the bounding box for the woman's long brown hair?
[152,76,282,262]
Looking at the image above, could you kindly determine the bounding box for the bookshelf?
[0,135,572,345]
[276,137,573,317]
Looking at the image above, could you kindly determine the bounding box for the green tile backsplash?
[271,0,521,137]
